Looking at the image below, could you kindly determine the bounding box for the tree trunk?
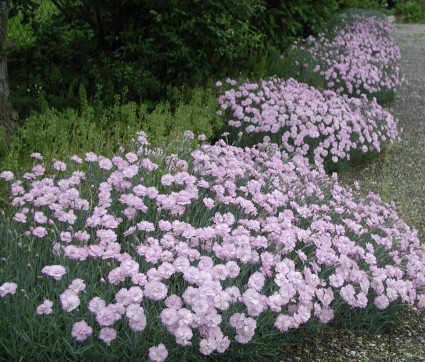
[0,0,18,138]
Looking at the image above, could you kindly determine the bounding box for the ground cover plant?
[217,77,401,173]
[1,132,425,361]
[286,9,405,103]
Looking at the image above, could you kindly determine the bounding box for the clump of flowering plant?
[289,12,405,103]
[217,77,401,172]
[0,132,424,361]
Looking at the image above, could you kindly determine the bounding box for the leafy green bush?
[8,0,266,115]
[394,0,424,23]
[0,86,222,171]
[7,0,357,116]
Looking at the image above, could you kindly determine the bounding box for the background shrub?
[6,0,356,117]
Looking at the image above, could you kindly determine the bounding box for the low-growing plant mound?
[1,133,424,361]
[288,11,405,103]
[217,77,401,173]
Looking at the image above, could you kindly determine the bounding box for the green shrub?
[0,86,223,171]
[8,0,360,115]
[394,0,424,23]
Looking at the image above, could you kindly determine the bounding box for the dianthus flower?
[0,282,17,297]
[32,226,48,238]
[71,320,93,342]
[60,290,80,312]
[36,300,53,315]
[99,327,117,345]
[144,281,168,301]
[41,265,67,281]
[149,344,168,362]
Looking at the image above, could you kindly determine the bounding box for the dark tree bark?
[0,0,18,138]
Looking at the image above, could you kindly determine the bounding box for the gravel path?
[274,22,425,362]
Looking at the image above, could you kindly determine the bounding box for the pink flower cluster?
[291,14,405,98]
[3,131,425,358]
[218,77,401,167]
[229,313,257,344]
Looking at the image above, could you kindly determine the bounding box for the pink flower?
[30,152,43,160]
[13,212,26,223]
[225,261,240,278]
[174,325,193,346]
[32,164,45,176]
[96,305,121,326]
[115,288,131,306]
[247,272,265,292]
[60,231,72,243]
[125,152,138,163]
[141,158,158,171]
[160,308,179,327]
[131,273,147,286]
[99,327,117,345]
[274,314,297,332]
[33,211,48,224]
[126,303,147,331]
[128,286,144,303]
[41,265,67,281]
[53,160,67,171]
[32,226,48,238]
[0,282,17,297]
[60,290,80,312]
[137,221,155,232]
[165,294,182,310]
[96,229,117,243]
[317,307,335,324]
[417,294,425,309]
[161,174,175,186]
[70,155,83,164]
[0,171,14,181]
[374,294,390,310]
[36,300,53,315]
[74,230,90,242]
[68,279,86,294]
[71,320,93,342]
[85,152,98,162]
[340,284,356,306]
[88,297,106,314]
[199,338,217,355]
[120,259,139,277]
[144,281,168,301]
[149,344,168,362]
[203,198,215,209]
[183,130,194,139]
[242,288,264,316]
[108,267,126,285]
